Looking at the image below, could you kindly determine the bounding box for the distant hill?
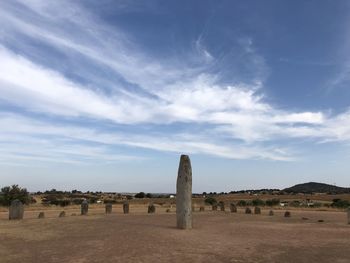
[283,182,350,194]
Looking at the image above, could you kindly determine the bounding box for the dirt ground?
[0,208,349,263]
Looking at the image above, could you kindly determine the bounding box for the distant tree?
[204,197,217,205]
[237,200,247,206]
[0,185,31,206]
[252,199,265,206]
[146,193,153,198]
[265,198,280,206]
[135,192,146,198]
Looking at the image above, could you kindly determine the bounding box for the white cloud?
[0,1,350,164]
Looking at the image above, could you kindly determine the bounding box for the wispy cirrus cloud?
[0,0,350,166]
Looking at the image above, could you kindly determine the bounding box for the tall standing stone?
[347,207,350,224]
[9,199,24,220]
[81,200,89,215]
[176,155,192,229]
[105,203,112,214]
[123,202,129,214]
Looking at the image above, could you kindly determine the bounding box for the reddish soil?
[0,209,349,263]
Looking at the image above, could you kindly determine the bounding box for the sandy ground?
[0,209,349,263]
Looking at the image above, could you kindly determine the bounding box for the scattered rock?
[254,207,261,214]
[269,210,274,216]
[9,199,24,220]
[284,211,291,218]
[212,205,218,211]
[230,203,237,213]
[105,203,112,214]
[245,207,252,214]
[59,211,66,218]
[123,202,129,214]
[148,204,156,214]
[218,202,225,212]
[81,200,89,215]
[199,206,205,212]
[38,212,45,219]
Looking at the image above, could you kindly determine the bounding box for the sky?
[0,0,350,193]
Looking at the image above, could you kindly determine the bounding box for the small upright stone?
[9,199,24,220]
[123,202,129,214]
[254,207,261,214]
[269,210,274,216]
[218,202,225,212]
[230,203,237,213]
[38,212,45,219]
[245,207,252,214]
[81,200,89,215]
[212,205,218,211]
[59,211,66,217]
[199,206,205,212]
[148,204,156,213]
[176,155,192,229]
[105,203,112,214]
[348,208,350,224]
[284,211,291,217]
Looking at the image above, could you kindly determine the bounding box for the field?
[0,204,349,263]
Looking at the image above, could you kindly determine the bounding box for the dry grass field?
[0,206,349,263]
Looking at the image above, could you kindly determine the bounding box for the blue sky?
[1,0,350,192]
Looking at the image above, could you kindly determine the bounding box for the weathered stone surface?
[9,199,24,220]
[254,207,261,214]
[284,211,291,217]
[105,203,112,214]
[347,208,350,224]
[230,203,237,213]
[269,210,274,216]
[81,200,89,215]
[245,207,252,214]
[219,202,225,212]
[38,212,45,219]
[212,205,217,211]
[176,155,192,229]
[123,202,129,214]
[148,204,155,213]
[199,206,205,212]
[59,211,66,217]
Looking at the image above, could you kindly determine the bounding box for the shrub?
[265,198,280,206]
[289,200,301,207]
[237,200,247,206]
[331,199,350,208]
[204,197,217,205]
[252,199,265,206]
[0,185,31,206]
[135,192,146,198]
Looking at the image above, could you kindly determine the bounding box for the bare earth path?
[0,210,349,263]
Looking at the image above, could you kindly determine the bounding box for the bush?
[135,192,146,198]
[289,200,301,207]
[331,199,350,208]
[237,200,247,206]
[265,198,280,206]
[204,197,217,205]
[0,185,31,206]
[252,199,265,206]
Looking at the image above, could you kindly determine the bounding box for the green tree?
[0,185,30,206]
[135,192,146,198]
[204,197,217,205]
